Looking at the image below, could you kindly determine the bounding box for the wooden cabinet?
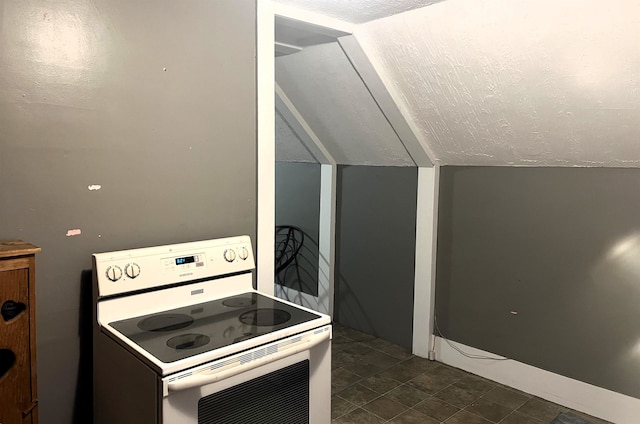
[0,241,40,424]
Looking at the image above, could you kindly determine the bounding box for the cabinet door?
[0,261,33,424]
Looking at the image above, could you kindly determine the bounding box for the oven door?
[161,325,331,424]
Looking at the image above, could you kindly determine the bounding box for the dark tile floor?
[331,324,611,424]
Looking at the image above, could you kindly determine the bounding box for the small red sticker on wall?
[66,229,82,237]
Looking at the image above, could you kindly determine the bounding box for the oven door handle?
[166,329,330,394]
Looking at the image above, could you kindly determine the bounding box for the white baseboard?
[434,336,640,424]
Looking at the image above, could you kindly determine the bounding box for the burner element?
[222,297,257,308]
[239,308,291,326]
[138,314,194,332]
[167,333,210,350]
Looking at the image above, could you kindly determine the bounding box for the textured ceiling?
[273,0,442,24]
[276,42,415,166]
[355,0,640,166]
[275,0,640,167]
[275,15,349,51]
[275,110,317,163]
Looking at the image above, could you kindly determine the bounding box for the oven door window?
[198,360,309,424]
[161,335,330,424]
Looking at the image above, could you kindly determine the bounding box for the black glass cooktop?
[109,292,321,363]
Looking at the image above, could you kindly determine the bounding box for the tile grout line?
[332,326,610,424]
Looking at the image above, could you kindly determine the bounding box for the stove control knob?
[238,247,249,261]
[106,265,123,282]
[223,249,236,262]
[125,263,141,279]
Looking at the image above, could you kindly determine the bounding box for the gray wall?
[275,161,321,296]
[335,165,417,348]
[436,166,640,398]
[0,1,256,422]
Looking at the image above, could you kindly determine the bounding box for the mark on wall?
[66,229,82,237]
[87,185,101,191]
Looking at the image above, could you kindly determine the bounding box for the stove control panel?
[238,246,250,260]
[94,235,255,298]
[224,246,250,262]
[125,263,141,279]
[105,265,123,282]
[163,253,206,271]
[223,249,236,262]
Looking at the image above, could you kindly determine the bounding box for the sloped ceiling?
[277,0,640,167]
[274,0,443,24]
[276,42,415,166]
[275,110,317,163]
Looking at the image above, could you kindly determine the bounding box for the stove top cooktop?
[109,292,321,363]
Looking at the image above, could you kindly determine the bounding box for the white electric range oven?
[92,235,331,424]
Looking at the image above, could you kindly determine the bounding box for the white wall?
[355,0,640,166]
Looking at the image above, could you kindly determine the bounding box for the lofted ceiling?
[274,15,418,166]
[273,0,443,24]
[275,110,317,163]
[275,0,640,167]
[276,42,415,166]
[274,15,349,57]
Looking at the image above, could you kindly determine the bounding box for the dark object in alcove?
[1,300,26,321]
[275,226,304,276]
[275,225,318,296]
[0,349,16,379]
